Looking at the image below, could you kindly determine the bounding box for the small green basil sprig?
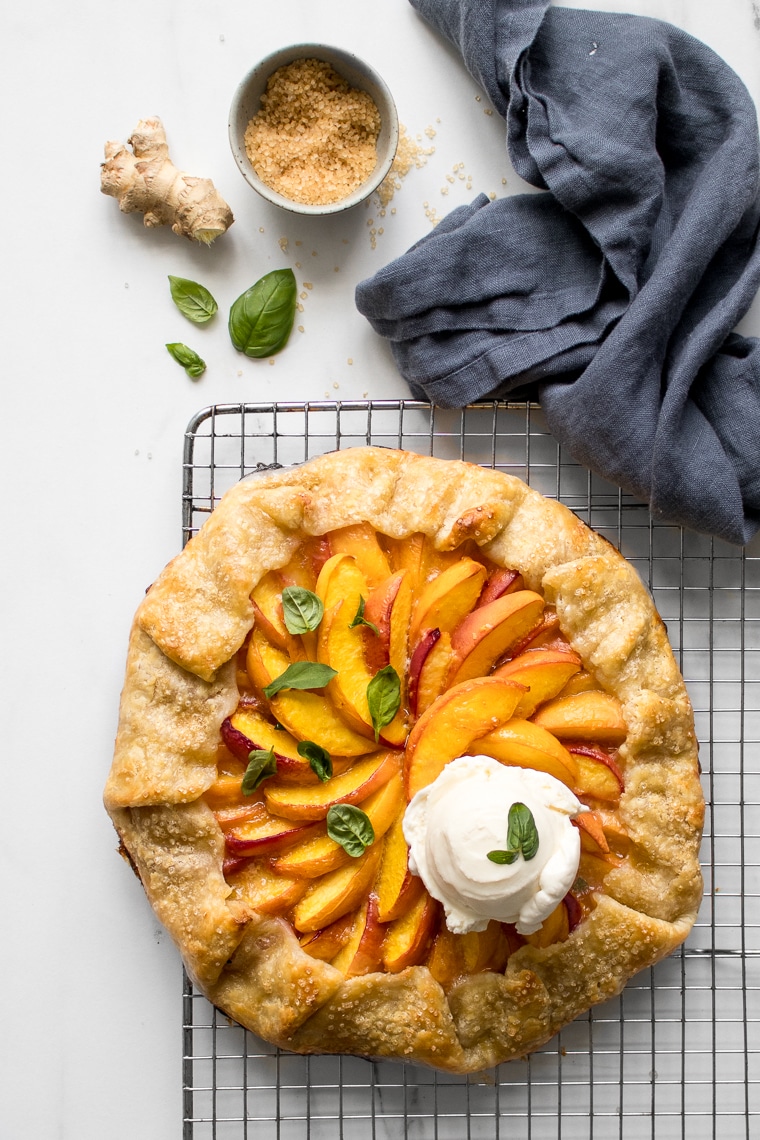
[487,802,539,865]
[282,586,324,635]
[326,804,375,857]
[241,747,278,795]
[297,740,332,783]
[349,596,379,636]
[263,661,337,700]
[366,665,401,742]
[166,342,206,378]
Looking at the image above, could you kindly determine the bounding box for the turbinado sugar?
[245,59,381,206]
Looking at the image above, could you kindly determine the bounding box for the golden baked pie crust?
[105,447,703,1072]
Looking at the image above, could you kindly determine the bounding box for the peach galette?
[105,447,703,1072]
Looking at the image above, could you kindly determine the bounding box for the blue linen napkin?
[355,0,760,544]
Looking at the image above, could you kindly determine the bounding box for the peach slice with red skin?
[409,557,488,644]
[264,750,400,822]
[330,895,386,976]
[250,571,304,658]
[570,744,625,802]
[449,590,545,686]
[293,841,384,932]
[492,648,582,718]
[248,631,379,758]
[226,857,307,916]
[224,709,352,783]
[224,802,321,856]
[477,567,524,608]
[273,771,404,877]
[363,571,412,677]
[382,889,439,973]
[408,629,456,717]
[505,609,562,659]
[405,676,527,800]
[475,719,579,789]
[532,690,627,746]
[374,813,425,923]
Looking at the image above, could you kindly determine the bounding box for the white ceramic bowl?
[229,44,399,216]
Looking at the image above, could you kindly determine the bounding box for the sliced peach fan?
[204,522,631,987]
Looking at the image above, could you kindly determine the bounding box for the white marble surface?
[1,2,758,1138]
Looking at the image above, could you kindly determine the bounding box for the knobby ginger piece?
[100,117,233,243]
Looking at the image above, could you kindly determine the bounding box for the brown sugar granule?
[244,58,381,206]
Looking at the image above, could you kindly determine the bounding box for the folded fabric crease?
[355,0,760,544]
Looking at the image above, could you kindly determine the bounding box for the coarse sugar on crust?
[106,447,703,1072]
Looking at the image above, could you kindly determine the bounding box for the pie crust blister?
[105,447,703,1072]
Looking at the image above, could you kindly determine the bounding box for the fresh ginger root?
[101,117,233,244]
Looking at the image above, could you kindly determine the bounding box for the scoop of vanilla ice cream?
[403,755,585,935]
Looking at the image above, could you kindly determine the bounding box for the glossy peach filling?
[203,524,631,988]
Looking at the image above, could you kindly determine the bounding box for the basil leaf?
[366,665,401,741]
[297,740,332,783]
[168,275,218,324]
[487,849,519,865]
[241,747,278,794]
[326,804,375,858]
[349,595,379,636]
[263,661,337,699]
[165,342,206,378]
[282,586,324,634]
[506,802,539,861]
[229,269,297,358]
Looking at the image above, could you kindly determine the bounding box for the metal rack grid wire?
[180,400,760,1140]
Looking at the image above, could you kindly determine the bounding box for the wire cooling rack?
[180,400,759,1139]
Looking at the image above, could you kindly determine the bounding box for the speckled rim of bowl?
[228,43,400,216]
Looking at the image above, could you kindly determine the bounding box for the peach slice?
[203,774,252,810]
[574,810,611,855]
[299,913,355,962]
[382,889,438,973]
[532,690,627,745]
[492,648,582,718]
[250,571,303,658]
[507,609,562,658]
[409,558,488,643]
[595,808,631,854]
[426,922,510,990]
[523,900,571,948]
[279,536,333,592]
[226,857,307,916]
[293,841,384,932]
[224,709,352,783]
[363,571,413,678]
[409,629,455,717]
[328,522,392,590]
[250,631,379,757]
[449,591,545,686]
[224,803,320,856]
[475,719,579,788]
[383,532,426,593]
[570,744,624,802]
[405,676,526,799]
[264,750,400,821]
[374,814,425,924]
[330,895,386,977]
[315,551,368,614]
[556,670,598,698]
[273,771,404,877]
[477,567,524,608]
